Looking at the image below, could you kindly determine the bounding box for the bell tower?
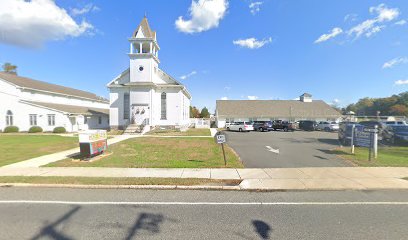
[128,17,160,83]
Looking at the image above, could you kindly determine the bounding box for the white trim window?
[47,114,55,126]
[29,114,37,126]
[6,110,13,126]
[161,92,167,120]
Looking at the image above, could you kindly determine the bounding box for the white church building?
[107,17,191,131]
[0,72,109,132]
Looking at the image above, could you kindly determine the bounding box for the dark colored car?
[298,120,317,131]
[272,120,297,131]
[252,121,273,132]
[382,125,408,146]
[338,122,363,146]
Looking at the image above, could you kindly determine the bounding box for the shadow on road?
[317,138,340,146]
[252,220,272,239]
[30,206,80,240]
[125,213,164,240]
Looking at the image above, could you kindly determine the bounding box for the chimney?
[300,93,312,102]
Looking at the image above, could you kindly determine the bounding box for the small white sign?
[79,130,107,143]
[216,135,226,144]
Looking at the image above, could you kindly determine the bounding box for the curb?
[0,183,242,191]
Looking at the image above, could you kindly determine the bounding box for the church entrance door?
[131,104,150,125]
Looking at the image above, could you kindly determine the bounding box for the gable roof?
[216,100,341,118]
[22,101,109,115]
[0,72,108,102]
[132,17,155,39]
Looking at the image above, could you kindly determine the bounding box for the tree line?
[190,106,210,118]
[338,91,408,116]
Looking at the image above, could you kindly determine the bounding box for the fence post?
[373,125,378,159]
[350,124,355,154]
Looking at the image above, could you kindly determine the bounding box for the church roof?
[132,17,156,39]
[0,72,108,103]
[22,101,109,115]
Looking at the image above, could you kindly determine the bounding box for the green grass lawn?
[47,137,242,168]
[0,176,241,186]
[0,135,78,167]
[334,146,408,167]
[146,128,211,136]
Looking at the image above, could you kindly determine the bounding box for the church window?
[6,110,13,126]
[47,115,55,126]
[161,92,167,120]
[124,93,130,120]
[138,66,144,72]
[29,114,37,126]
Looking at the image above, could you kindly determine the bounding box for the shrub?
[28,126,43,133]
[3,126,19,133]
[53,127,67,133]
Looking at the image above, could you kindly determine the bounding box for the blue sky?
[1,0,408,112]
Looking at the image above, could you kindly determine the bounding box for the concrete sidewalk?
[2,135,140,168]
[0,167,407,191]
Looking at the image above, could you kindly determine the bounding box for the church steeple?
[129,17,159,62]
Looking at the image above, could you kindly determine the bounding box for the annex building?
[216,93,342,127]
[0,72,109,132]
[107,17,191,130]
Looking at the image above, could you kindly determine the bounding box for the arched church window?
[161,92,167,120]
[6,110,13,126]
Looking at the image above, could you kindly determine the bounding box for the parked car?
[384,121,407,126]
[317,121,339,132]
[252,121,273,132]
[382,125,408,145]
[272,120,297,131]
[298,120,318,131]
[227,121,254,132]
[338,122,363,145]
[359,120,384,137]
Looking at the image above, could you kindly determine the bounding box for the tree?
[2,62,17,74]
[190,106,200,118]
[200,107,210,118]
[389,104,408,116]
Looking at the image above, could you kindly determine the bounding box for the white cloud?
[344,14,358,22]
[175,0,228,33]
[348,4,400,39]
[314,27,343,44]
[395,79,408,85]
[395,19,407,25]
[0,0,93,48]
[71,4,100,16]
[382,57,408,69]
[220,97,228,100]
[233,37,272,49]
[247,96,259,100]
[249,2,263,15]
[180,71,197,80]
[333,99,340,103]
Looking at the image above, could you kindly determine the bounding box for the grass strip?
[0,176,241,186]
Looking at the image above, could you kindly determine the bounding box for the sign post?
[215,133,227,166]
[350,124,355,154]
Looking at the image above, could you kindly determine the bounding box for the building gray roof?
[0,72,108,102]
[216,100,341,118]
[23,101,109,115]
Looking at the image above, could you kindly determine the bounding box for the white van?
[227,121,254,132]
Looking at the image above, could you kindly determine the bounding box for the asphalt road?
[224,130,352,168]
[1,188,408,240]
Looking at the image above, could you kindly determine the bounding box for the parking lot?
[224,130,352,168]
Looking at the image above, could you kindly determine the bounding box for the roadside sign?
[354,130,371,148]
[216,134,226,144]
[215,132,227,166]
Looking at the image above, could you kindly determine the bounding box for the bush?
[3,126,19,133]
[28,126,43,133]
[53,127,66,133]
